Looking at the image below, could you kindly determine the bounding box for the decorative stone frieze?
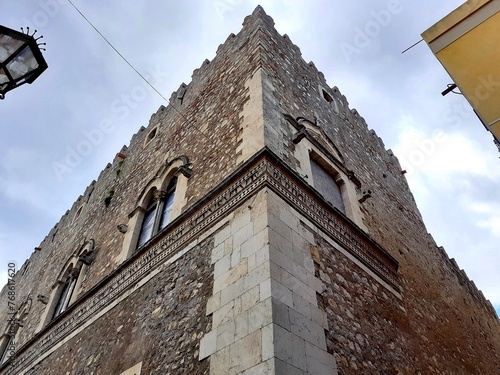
[5,151,399,374]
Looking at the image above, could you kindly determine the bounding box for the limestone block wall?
[199,189,337,375]
[239,7,500,373]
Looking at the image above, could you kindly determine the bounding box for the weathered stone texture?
[314,230,500,374]
[1,5,499,375]
[235,7,500,374]
[21,238,214,375]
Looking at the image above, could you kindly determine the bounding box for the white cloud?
[1,0,498,321]
[0,147,55,212]
[469,202,500,238]
[395,123,495,185]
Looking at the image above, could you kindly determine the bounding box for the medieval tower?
[1,6,499,375]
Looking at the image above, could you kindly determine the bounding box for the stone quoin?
[1,6,499,375]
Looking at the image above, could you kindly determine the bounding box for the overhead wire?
[401,39,423,54]
[66,0,235,161]
[67,0,169,102]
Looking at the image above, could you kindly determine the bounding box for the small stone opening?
[145,127,158,145]
[322,89,333,103]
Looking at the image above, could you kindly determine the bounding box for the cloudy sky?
[1,1,498,315]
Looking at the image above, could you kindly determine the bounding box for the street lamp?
[0,25,48,99]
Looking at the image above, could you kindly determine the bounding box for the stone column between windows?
[68,264,87,306]
[199,189,338,374]
[152,189,168,234]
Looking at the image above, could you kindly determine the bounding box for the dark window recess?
[137,177,177,248]
[86,187,94,203]
[322,89,333,103]
[310,159,345,213]
[51,230,58,242]
[21,262,30,276]
[75,206,83,219]
[146,128,157,143]
[53,269,79,319]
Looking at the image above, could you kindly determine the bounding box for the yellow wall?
[436,12,500,131]
[422,0,500,141]
[422,0,489,43]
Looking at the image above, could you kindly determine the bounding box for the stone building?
[1,6,499,375]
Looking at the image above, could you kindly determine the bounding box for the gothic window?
[137,177,177,248]
[0,298,30,364]
[117,156,192,263]
[36,241,95,332]
[52,266,81,319]
[310,158,346,214]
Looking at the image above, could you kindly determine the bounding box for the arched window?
[117,156,192,263]
[52,266,81,319]
[0,298,31,364]
[137,177,177,248]
[0,332,14,365]
[310,158,345,213]
[36,241,95,332]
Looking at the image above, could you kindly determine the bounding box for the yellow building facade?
[422,0,500,150]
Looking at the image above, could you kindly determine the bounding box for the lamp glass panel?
[6,45,39,80]
[0,68,8,84]
[0,34,24,63]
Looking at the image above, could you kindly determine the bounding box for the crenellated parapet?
[434,246,498,318]
[1,6,498,375]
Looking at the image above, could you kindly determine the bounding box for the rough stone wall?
[313,233,433,374]
[243,7,500,374]
[0,5,270,352]
[311,231,484,374]
[314,227,500,374]
[20,237,213,375]
[1,5,499,375]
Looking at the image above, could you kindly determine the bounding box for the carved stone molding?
[3,151,398,374]
[153,189,167,202]
[262,159,398,288]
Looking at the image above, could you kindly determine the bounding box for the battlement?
[436,246,497,318]
[1,6,498,375]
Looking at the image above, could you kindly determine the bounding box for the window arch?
[117,156,192,262]
[288,113,368,232]
[137,177,177,248]
[52,265,81,318]
[36,240,95,331]
[0,297,31,364]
